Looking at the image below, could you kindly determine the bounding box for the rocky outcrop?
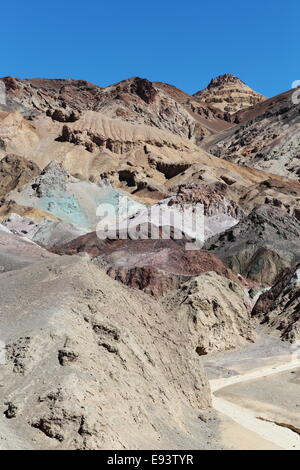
[56,124,138,154]
[0,77,103,115]
[0,256,215,449]
[0,154,40,196]
[205,205,300,284]
[238,178,300,220]
[46,108,81,123]
[130,77,158,103]
[0,103,285,206]
[206,89,300,181]
[252,265,300,342]
[194,74,265,114]
[0,75,234,145]
[163,272,255,354]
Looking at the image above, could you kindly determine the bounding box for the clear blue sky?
[2,0,298,97]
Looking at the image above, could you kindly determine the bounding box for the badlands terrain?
[0,73,299,450]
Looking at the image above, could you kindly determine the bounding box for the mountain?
[0,76,231,145]
[194,73,265,114]
[0,72,300,450]
[204,89,300,180]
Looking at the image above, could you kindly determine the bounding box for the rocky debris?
[252,265,300,342]
[6,336,31,374]
[0,256,218,450]
[163,272,255,354]
[205,205,300,285]
[30,160,75,197]
[46,108,81,123]
[0,154,40,196]
[194,74,265,114]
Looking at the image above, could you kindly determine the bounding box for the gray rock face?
[205,205,300,285]
[253,266,300,342]
[206,89,300,181]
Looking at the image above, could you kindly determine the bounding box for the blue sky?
[2,0,298,97]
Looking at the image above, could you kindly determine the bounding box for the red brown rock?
[53,236,247,297]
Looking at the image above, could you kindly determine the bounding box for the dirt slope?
[0,255,217,450]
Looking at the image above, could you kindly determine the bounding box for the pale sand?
[211,360,300,450]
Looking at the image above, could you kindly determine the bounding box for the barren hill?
[0,71,300,450]
[194,73,265,114]
[204,88,300,181]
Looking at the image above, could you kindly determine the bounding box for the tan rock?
[163,271,255,354]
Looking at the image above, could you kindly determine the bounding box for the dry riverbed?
[204,331,300,450]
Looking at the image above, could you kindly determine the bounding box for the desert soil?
[205,333,300,450]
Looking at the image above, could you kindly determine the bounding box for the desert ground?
[205,332,300,450]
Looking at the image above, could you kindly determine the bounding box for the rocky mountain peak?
[194,73,265,114]
[207,73,245,89]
